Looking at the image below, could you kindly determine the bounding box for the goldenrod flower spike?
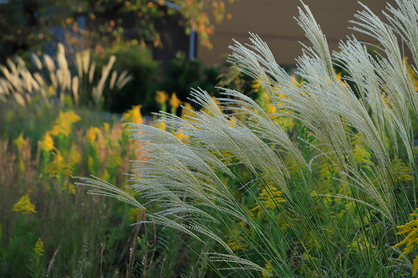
[121,105,143,125]
[155,90,168,104]
[169,92,182,108]
[34,238,44,256]
[86,126,101,142]
[50,110,81,137]
[395,210,418,275]
[40,131,54,152]
[13,194,37,215]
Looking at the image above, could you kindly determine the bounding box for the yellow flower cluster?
[34,238,44,256]
[254,184,286,210]
[181,102,195,118]
[50,111,81,136]
[13,194,37,215]
[40,131,54,152]
[392,154,413,182]
[262,260,273,278]
[227,220,249,251]
[169,92,182,108]
[395,210,418,276]
[121,105,143,125]
[46,150,72,178]
[155,90,169,104]
[86,126,101,142]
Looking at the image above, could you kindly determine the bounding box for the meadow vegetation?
[0,94,204,277]
[77,0,418,277]
[3,0,418,277]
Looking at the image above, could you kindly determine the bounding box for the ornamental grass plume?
[77,0,418,276]
[0,43,132,108]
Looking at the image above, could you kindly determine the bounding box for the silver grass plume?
[0,45,131,107]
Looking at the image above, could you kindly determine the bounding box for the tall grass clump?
[77,0,418,276]
[0,43,132,109]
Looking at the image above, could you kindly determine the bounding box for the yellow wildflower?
[348,236,375,252]
[227,220,249,251]
[40,131,54,152]
[46,150,72,178]
[277,214,290,230]
[251,80,262,93]
[169,92,182,108]
[335,72,348,87]
[13,194,37,215]
[14,132,26,148]
[181,102,195,119]
[121,105,143,125]
[254,184,286,210]
[227,116,237,128]
[413,257,418,277]
[212,96,222,110]
[395,209,418,275]
[262,260,273,278]
[34,238,44,256]
[155,90,169,104]
[291,75,299,87]
[267,103,277,115]
[155,121,166,131]
[50,111,81,137]
[175,130,189,141]
[392,154,413,182]
[86,126,100,142]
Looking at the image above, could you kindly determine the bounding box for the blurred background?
[0,0,396,114]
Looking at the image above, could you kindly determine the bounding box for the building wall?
[197,0,397,66]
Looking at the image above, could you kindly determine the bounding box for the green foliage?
[0,0,236,61]
[93,43,160,114]
[158,51,222,111]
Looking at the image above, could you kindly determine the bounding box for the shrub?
[93,43,160,114]
[158,52,222,111]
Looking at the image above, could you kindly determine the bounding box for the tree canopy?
[0,0,235,59]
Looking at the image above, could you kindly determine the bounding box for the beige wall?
[197,0,397,66]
